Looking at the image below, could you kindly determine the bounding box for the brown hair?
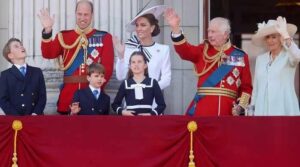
[2,38,22,63]
[127,51,149,79]
[76,0,94,13]
[87,63,105,76]
[139,13,160,37]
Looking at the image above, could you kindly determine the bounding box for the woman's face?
[135,17,154,41]
[130,54,147,76]
[264,33,282,52]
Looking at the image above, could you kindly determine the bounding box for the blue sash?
[64,31,107,76]
[187,48,245,116]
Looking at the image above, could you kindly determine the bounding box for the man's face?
[76,2,93,29]
[207,21,229,48]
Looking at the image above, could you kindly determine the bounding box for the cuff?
[171,32,186,45]
[238,92,251,109]
[42,29,52,40]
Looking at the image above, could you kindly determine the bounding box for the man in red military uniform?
[165,9,252,116]
[38,0,114,114]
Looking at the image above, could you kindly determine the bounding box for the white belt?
[126,105,152,109]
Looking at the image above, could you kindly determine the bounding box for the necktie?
[93,90,99,99]
[20,66,26,76]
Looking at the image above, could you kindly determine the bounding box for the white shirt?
[116,42,171,90]
[89,85,101,99]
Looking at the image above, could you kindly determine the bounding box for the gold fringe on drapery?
[187,121,198,167]
[11,120,23,167]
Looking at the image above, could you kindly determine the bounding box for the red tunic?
[41,28,114,113]
[174,40,252,116]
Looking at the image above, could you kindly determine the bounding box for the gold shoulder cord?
[193,42,224,77]
[57,32,88,71]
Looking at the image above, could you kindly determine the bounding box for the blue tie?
[93,90,99,99]
[20,66,26,76]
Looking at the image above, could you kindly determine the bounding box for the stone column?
[163,0,205,115]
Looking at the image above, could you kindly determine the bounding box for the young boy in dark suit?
[70,63,110,115]
[0,38,46,115]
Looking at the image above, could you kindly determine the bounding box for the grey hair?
[210,17,231,34]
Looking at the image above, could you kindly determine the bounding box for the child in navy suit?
[70,63,110,115]
[0,38,46,115]
[112,51,166,116]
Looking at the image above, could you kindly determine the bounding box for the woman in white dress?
[113,5,171,90]
[251,16,300,116]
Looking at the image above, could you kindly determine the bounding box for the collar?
[75,25,93,35]
[14,64,27,69]
[213,40,232,51]
[89,85,101,94]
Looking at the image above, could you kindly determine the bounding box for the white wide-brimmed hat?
[125,5,168,32]
[252,18,297,46]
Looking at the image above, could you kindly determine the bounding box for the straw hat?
[126,5,167,32]
[252,19,297,46]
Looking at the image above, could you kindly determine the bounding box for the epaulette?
[95,30,108,36]
[233,45,246,55]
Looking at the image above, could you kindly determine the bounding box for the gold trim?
[173,38,187,45]
[238,92,251,109]
[194,41,232,77]
[187,121,197,167]
[11,120,23,167]
[57,31,89,71]
[197,87,237,99]
[75,25,93,35]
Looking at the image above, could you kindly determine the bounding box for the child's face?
[87,72,106,89]
[130,55,147,75]
[8,41,26,61]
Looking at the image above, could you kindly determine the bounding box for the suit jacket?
[73,88,110,115]
[0,65,46,115]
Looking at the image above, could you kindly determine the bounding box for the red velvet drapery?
[0,116,299,167]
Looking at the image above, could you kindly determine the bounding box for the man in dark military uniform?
[38,0,114,114]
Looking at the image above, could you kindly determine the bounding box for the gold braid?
[57,32,89,71]
[194,42,225,77]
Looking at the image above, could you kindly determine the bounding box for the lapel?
[10,65,25,81]
[85,88,98,102]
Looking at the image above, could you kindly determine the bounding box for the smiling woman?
[251,16,300,116]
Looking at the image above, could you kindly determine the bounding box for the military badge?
[226,76,235,85]
[232,68,240,78]
[86,57,93,65]
[91,49,99,59]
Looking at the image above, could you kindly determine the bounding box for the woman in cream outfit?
[251,16,300,116]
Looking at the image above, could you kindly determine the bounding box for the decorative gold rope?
[194,41,232,77]
[11,120,23,167]
[187,121,198,167]
[57,32,89,71]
